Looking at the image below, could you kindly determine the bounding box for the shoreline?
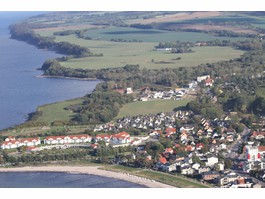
[35,75,98,81]
[0,166,175,188]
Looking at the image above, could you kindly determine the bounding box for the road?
[227,127,251,159]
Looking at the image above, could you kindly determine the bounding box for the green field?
[116,99,191,118]
[102,165,211,188]
[35,98,84,124]
[80,26,245,42]
[53,35,244,69]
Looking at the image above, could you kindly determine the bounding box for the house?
[159,157,167,164]
[180,126,194,133]
[230,177,253,188]
[95,134,112,143]
[1,137,41,149]
[181,165,194,175]
[198,167,211,174]
[164,127,176,135]
[126,87,133,94]
[226,135,234,142]
[164,148,174,154]
[192,163,201,170]
[197,75,210,83]
[196,143,204,151]
[44,134,92,145]
[202,171,220,181]
[206,156,218,167]
[110,131,131,145]
[204,78,214,87]
[226,128,236,135]
[219,172,239,186]
[155,47,172,51]
[245,145,263,162]
[251,131,265,140]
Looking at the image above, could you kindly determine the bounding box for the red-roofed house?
[110,131,130,145]
[251,131,265,140]
[185,145,195,152]
[204,78,214,87]
[165,127,176,135]
[159,157,167,164]
[245,145,265,162]
[1,137,41,149]
[95,134,112,143]
[164,148,174,154]
[44,134,91,145]
[196,143,204,150]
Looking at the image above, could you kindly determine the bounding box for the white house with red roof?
[95,134,112,143]
[44,134,92,145]
[1,137,41,149]
[110,131,130,145]
[204,78,214,87]
[245,145,265,162]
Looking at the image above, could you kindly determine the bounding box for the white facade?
[245,146,261,162]
[44,134,92,145]
[206,156,218,167]
[1,138,41,149]
[197,75,210,83]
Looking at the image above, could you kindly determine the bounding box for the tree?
[224,159,233,169]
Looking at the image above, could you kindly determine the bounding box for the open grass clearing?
[116,99,191,118]
[35,98,85,124]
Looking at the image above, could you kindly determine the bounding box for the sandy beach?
[0,166,175,188]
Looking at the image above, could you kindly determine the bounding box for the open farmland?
[56,38,244,70]
[116,99,191,118]
[125,11,222,25]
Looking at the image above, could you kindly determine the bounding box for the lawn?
[35,98,84,124]
[102,165,211,188]
[116,99,191,118]
[54,35,244,70]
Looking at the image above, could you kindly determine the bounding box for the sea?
[0,12,146,188]
[0,172,147,188]
[0,12,100,130]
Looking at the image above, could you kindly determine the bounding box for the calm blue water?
[0,12,146,188]
[0,12,100,130]
[0,172,147,188]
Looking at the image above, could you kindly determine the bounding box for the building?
[95,134,112,143]
[197,75,210,83]
[110,131,131,145]
[1,137,41,149]
[44,134,92,145]
[245,145,265,162]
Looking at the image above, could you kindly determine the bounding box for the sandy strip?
[0,166,175,188]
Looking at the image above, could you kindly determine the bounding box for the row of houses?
[138,88,187,101]
[1,132,131,150]
[94,111,192,132]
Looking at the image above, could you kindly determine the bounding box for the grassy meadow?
[35,98,84,124]
[52,35,244,69]
[116,99,191,118]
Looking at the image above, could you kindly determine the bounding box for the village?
[1,111,265,188]
[1,74,265,188]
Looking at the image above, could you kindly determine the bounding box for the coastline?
[0,166,175,188]
[35,75,98,81]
